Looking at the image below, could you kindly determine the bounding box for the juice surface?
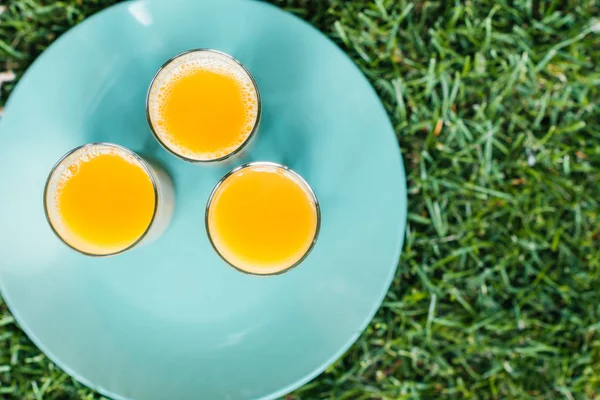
[149,51,259,161]
[208,165,318,274]
[49,147,156,255]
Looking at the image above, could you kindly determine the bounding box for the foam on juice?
[52,145,141,208]
[148,51,259,161]
[45,144,157,255]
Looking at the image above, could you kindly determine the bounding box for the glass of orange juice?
[146,49,261,163]
[206,162,320,276]
[44,143,174,256]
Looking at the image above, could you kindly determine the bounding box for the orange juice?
[147,50,260,162]
[44,144,163,256]
[206,162,320,275]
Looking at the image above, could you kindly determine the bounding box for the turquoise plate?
[0,0,407,399]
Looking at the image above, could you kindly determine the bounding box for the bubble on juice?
[50,145,145,213]
[148,50,259,161]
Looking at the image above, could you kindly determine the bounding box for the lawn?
[1,0,599,399]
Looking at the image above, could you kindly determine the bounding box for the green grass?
[1,0,600,398]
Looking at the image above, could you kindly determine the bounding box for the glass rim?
[43,142,160,257]
[205,161,322,276]
[145,48,262,164]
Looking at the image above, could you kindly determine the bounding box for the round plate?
[0,1,407,399]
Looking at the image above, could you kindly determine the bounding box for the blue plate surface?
[0,1,407,399]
